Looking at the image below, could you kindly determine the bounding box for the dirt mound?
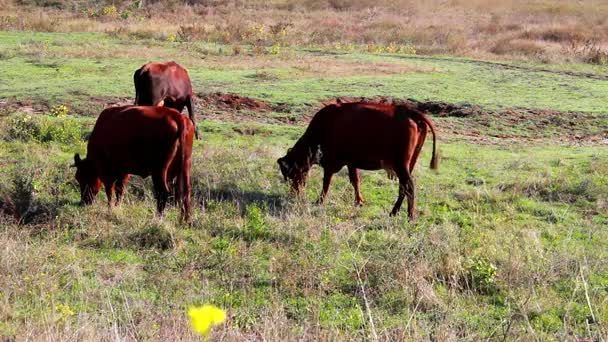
[199,92,272,112]
[324,96,484,117]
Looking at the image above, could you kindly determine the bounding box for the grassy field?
[1,9,608,342]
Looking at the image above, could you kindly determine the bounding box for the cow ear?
[71,153,81,167]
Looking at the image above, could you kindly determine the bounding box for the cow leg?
[103,179,115,209]
[114,174,130,206]
[317,169,335,204]
[152,174,169,217]
[348,166,364,206]
[390,166,415,221]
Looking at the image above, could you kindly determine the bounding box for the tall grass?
[2,0,608,64]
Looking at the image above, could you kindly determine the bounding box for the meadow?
[1,1,608,341]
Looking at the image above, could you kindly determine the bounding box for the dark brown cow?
[72,105,195,222]
[277,102,438,221]
[133,61,199,139]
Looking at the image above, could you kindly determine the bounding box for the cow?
[71,105,195,222]
[277,102,438,221]
[133,61,199,139]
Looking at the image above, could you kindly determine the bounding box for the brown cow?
[277,102,438,221]
[133,61,199,139]
[72,105,195,222]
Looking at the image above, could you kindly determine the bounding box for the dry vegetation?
[2,0,608,64]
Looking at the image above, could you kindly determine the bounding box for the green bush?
[6,115,82,144]
[464,255,497,293]
[244,204,269,241]
[7,115,41,142]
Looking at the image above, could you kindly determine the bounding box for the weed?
[100,5,117,18]
[464,256,498,294]
[243,204,269,241]
[50,104,69,117]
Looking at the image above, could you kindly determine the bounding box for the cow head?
[71,153,101,206]
[277,146,321,193]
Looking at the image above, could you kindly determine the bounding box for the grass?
[0,15,607,340]
[3,0,608,64]
[0,114,607,340]
[2,32,608,116]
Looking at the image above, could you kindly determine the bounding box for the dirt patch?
[199,92,272,112]
[195,92,301,125]
[0,100,47,115]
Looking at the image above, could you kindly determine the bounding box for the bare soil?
[2,93,606,146]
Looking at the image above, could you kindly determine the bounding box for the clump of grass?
[129,223,174,250]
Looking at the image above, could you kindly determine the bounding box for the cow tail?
[422,114,439,170]
[409,110,439,170]
[133,68,142,105]
[177,115,191,221]
[186,95,198,139]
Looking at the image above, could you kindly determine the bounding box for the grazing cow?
[133,61,199,139]
[277,102,438,221]
[72,106,195,222]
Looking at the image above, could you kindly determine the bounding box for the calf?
[133,61,199,139]
[72,105,195,222]
[277,102,438,221]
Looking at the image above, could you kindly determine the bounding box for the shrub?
[7,115,41,142]
[464,256,497,294]
[50,104,69,117]
[5,115,81,144]
[243,204,269,241]
[39,118,81,144]
[100,5,118,18]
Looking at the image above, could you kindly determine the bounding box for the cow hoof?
[354,201,364,207]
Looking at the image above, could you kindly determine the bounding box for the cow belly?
[97,145,174,178]
[351,160,397,180]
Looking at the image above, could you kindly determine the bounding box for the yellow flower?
[188,305,226,337]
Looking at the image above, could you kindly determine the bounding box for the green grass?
[0,117,607,340]
[2,31,608,115]
[1,29,608,340]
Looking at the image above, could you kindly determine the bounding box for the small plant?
[464,256,497,293]
[166,33,177,43]
[83,8,97,18]
[244,204,269,241]
[101,5,118,18]
[7,115,40,142]
[269,43,281,55]
[120,10,130,20]
[51,104,69,117]
[54,303,75,321]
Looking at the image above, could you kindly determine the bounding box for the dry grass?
[2,0,608,64]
